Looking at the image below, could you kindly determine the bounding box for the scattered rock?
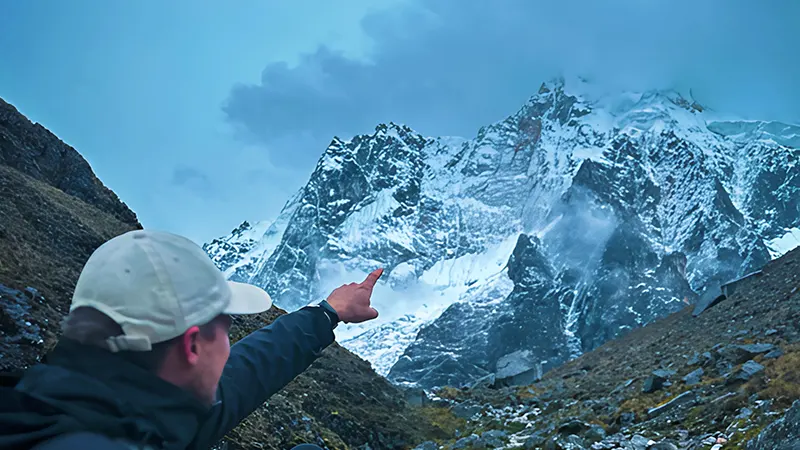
[522,432,547,449]
[452,434,480,449]
[647,391,697,418]
[413,441,439,450]
[617,412,636,428]
[452,402,482,419]
[585,425,606,443]
[404,388,429,407]
[630,434,650,450]
[494,349,544,388]
[765,329,779,336]
[545,434,585,450]
[748,399,800,449]
[765,348,784,359]
[649,442,679,450]
[726,360,765,385]
[643,369,675,393]
[558,419,590,435]
[480,430,507,448]
[717,344,775,365]
[683,368,704,386]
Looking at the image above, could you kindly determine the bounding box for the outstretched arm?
[194,306,335,447]
[194,268,384,448]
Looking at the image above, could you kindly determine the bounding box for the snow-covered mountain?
[204,77,799,388]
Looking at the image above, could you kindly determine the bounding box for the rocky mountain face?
[0,98,450,450]
[206,78,800,390]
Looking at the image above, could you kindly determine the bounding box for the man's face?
[188,316,231,405]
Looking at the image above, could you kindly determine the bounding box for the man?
[0,230,382,449]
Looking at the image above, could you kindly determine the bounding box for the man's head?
[60,230,272,405]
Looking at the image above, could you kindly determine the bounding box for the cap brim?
[224,281,273,315]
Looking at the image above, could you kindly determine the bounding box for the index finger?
[361,268,384,291]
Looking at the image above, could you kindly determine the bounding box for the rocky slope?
[0,97,451,449]
[0,98,143,370]
[410,246,800,450]
[206,78,800,389]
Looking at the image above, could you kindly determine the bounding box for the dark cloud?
[223,0,800,168]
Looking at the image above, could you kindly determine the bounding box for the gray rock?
[686,352,703,366]
[765,329,779,337]
[414,441,439,450]
[565,434,586,449]
[585,425,606,443]
[629,434,651,450]
[726,360,765,385]
[643,369,675,393]
[765,348,784,359]
[558,419,590,435]
[738,343,776,354]
[647,391,697,418]
[452,402,483,419]
[545,434,586,450]
[404,388,429,407]
[649,442,679,450]
[453,434,480,449]
[618,412,636,428]
[653,368,677,378]
[522,432,547,449]
[494,350,543,387]
[683,368,704,386]
[738,407,754,419]
[748,400,800,449]
[718,344,775,365]
[481,430,507,447]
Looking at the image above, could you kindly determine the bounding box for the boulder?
[585,425,606,443]
[643,369,676,393]
[452,402,483,420]
[493,350,543,388]
[649,442,679,450]
[558,419,590,435]
[522,432,547,449]
[480,430,507,448]
[748,400,800,449]
[647,391,697,418]
[453,434,480,449]
[630,434,651,450]
[726,360,765,385]
[683,368,704,386]
[717,344,775,365]
[765,348,784,359]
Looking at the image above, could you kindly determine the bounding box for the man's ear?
[181,326,201,366]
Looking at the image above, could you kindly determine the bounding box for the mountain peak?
[206,77,799,391]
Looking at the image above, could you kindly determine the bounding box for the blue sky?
[1,1,798,244]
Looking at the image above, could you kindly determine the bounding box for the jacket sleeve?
[192,306,336,448]
[32,432,131,450]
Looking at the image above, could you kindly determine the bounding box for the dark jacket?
[0,306,335,450]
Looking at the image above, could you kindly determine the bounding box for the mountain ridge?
[206,77,799,390]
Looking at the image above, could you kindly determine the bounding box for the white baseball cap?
[70,229,272,352]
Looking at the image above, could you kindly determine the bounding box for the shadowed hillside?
[0,97,452,450]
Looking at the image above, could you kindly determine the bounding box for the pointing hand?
[325,268,383,323]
